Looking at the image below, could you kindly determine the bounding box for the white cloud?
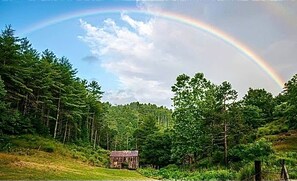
[79,10,283,107]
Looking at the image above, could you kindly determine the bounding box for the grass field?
[0,135,152,180]
[0,151,151,180]
[1,128,296,180]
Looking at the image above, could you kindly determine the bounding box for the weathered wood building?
[110,150,139,169]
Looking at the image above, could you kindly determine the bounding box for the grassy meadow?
[0,135,151,180]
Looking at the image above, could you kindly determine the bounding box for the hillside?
[268,130,297,152]
[0,135,150,180]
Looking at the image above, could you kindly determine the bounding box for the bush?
[138,167,236,180]
[137,168,161,179]
[194,170,235,180]
[257,119,288,137]
[163,164,179,170]
[195,157,213,169]
[67,144,109,167]
[236,162,254,180]
[212,150,224,164]
[229,138,274,162]
[43,145,54,152]
[0,135,12,152]
[159,167,189,179]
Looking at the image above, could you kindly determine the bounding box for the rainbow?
[262,2,297,31]
[20,7,285,89]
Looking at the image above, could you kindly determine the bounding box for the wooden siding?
[110,150,139,169]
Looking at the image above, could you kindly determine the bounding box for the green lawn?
[0,151,151,180]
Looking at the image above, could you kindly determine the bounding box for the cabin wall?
[110,156,139,169]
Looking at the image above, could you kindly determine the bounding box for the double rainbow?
[20,8,285,89]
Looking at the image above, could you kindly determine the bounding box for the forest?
[0,25,297,180]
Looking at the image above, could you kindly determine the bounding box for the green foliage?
[243,88,275,125]
[257,118,288,137]
[105,102,172,151]
[138,167,236,180]
[138,167,190,180]
[0,135,57,153]
[0,134,109,167]
[0,26,107,147]
[171,73,216,162]
[236,162,254,180]
[171,73,243,166]
[189,170,236,180]
[137,168,162,179]
[229,138,274,162]
[273,152,297,179]
[141,131,172,167]
[70,144,109,167]
[242,104,263,129]
[2,25,297,179]
[0,111,34,135]
[283,74,297,128]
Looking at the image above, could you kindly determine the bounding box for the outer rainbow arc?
[157,11,284,89]
[262,2,297,31]
[20,8,285,89]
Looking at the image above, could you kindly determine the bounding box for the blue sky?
[1,0,297,107]
[0,0,136,90]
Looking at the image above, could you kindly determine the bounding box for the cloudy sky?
[1,0,297,107]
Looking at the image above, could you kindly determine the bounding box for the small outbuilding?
[110,150,139,169]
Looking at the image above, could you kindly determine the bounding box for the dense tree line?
[170,72,297,167]
[1,26,297,169]
[0,26,173,156]
[104,102,173,166]
[0,26,108,147]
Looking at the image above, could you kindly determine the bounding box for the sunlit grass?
[0,151,150,180]
[0,135,151,180]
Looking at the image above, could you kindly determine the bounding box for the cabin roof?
[110,150,138,157]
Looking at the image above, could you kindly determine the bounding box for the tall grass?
[0,134,109,167]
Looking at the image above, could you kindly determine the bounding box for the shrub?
[43,145,54,153]
[212,150,224,164]
[257,119,288,137]
[163,164,179,170]
[229,138,274,162]
[236,162,254,180]
[201,170,235,180]
[195,157,213,169]
[138,167,235,180]
[137,168,161,179]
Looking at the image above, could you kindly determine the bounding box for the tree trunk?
[23,94,28,115]
[90,114,95,143]
[224,121,228,165]
[41,104,45,126]
[98,132,101,148]
[63,120,68,144]
[106,132,109,150]
[223,97,228,166]
[53,97,61,139]
[67,126,71,142]
[93,130,97,149]
[46,109,50,127]
[86,107,89,139]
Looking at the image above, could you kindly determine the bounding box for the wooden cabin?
[110,150,139,169]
